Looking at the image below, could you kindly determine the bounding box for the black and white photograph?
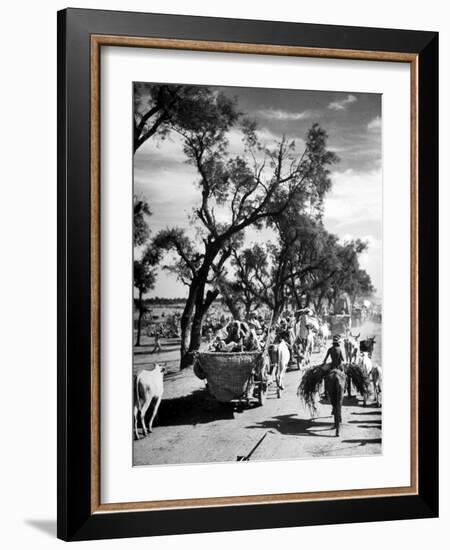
[0,0,442,545]
[132,83,383,466]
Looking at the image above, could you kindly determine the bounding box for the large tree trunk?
[188,287,219,355]
[290,272,301,308]
[179,244,222,368]
[272,260,288,325]
[179,285,197,369]
[272,300,284,326]
[135,289,143,346]
[179,313,194,369]
[188,310,204,356]
[244,300,253,320]
[221,289,242,320]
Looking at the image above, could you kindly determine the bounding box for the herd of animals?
[133,310,382,441]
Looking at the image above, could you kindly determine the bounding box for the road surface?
[133,322,382,466]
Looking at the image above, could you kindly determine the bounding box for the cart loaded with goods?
[193,314,280,406]
[193,351,272,405]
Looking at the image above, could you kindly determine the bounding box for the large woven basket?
[194,352,264,402]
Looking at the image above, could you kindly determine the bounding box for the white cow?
[358,351,372,406]
[359,351,373,375]
[133,364,165,439]
[370,364,382,407]
[275,339,291,390]
[318,322,330,345]
[303,330,315,368]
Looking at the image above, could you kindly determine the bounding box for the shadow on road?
[155,389,235,427]
[358,425,381,429]
[341,438,381,446]
[245,414,336,438]
[352,410,381,416]
[319,395,367,408]
[348,419,381,425]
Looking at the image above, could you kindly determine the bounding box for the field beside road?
[133,321,382,466]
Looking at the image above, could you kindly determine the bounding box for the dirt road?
[133,322,382,466]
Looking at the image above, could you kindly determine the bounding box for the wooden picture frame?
[57,8,438,541]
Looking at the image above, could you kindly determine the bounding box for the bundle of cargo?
[194,351,268,404]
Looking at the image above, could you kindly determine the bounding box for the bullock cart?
[193,351,275,406]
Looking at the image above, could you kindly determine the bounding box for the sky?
[134,84,382,299]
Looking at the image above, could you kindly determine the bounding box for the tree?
[217,245,268,319]
[153,227,240,366]
[284,231,375,313]
[134,245,162,346]
[134,195,151,246]
[226,219,333,323]
[133,197,162,346]
[325,239,375,308]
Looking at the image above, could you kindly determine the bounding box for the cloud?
[367,116,382,132]
[328,94,357,111]
[256,108,317,121]
[324,168,381,226]
[226,127,282,155]
[358,236,382,295]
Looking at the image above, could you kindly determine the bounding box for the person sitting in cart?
[244,329,261,351]
[211,320,246,352]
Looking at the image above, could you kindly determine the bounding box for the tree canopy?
[133,84,239,153]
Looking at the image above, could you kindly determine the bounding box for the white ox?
[298,330,315,368]
[359,351,373,375]
[319,322,330,342]
[371,365,382,407]
[358,351,372,406]
[275,339,290,390]
[133,364,165,439]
